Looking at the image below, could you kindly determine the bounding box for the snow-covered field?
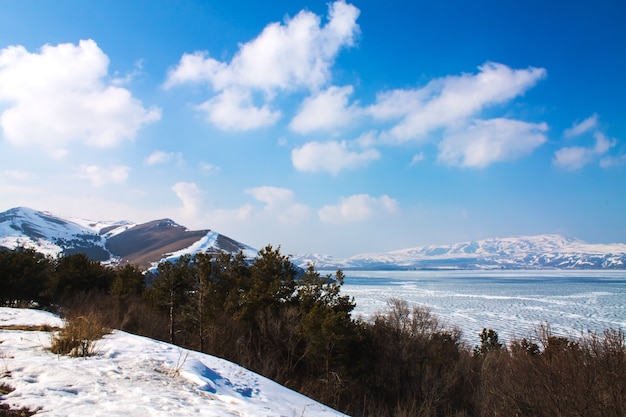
[339,269,626,343]
[0,308,346,417]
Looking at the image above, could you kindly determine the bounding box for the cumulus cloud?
[554,131,617,170]
[0,40,161,151]
[368,62,546,142]
[291,140,380,174]
[553,146,595,170]
[319,194,398,224]
[564,113,598,138]
[593,131,615,154]
[246,186,312,223]
[438,118,548,168]
[77,164,130,187]
[196,88,281,130]
[289,85,359,133]
[164,1,360,130]
[144,150,183,166]
[172,182,203,217]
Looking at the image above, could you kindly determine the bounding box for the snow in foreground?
[0,308,347,417]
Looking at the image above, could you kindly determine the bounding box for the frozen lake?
[334,270,626,345]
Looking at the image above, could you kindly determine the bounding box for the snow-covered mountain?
[0,207,257,268]
[3,207,625,270]
[292,234,626,270]
[0,307,346,417]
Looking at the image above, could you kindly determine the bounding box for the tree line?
[1,245,624,416]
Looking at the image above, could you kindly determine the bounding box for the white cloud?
[206,204,255,224]
[289,85,359,133]
[164,1,360,130]
[291,140,380,174]
[0,40,161,151]
[368,62,547,142]
[319,194,398,224]
[553,131,617,170]
[553,146,595,170]
[144,150,183,166]
[3,169,35,181]
[246,186,312,223]
[111,59,144,86]
[410,152,425,166]
[593,131,615,154]
[196,88,281,130]
[564,113,598,138]
[199,162,221,174]
[172,182,203,217]
[77,164,130,187]
[600,154,626,168]
[438,118,548,168]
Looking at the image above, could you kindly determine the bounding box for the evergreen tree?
[0,246,53,305]
[188,252,214,352]
[111,264,146,308]
[474,328,503,356]
[150,255,194,344]
[241,245,298,325]
[49,253,115,301]
[297,266,358,380]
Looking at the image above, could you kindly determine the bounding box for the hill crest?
[0,207,257,268]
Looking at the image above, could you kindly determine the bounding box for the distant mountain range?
[0,207,257,268]
[292,234,626,270]
[2,207,625,270]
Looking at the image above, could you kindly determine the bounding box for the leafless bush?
[476,324,626,417]
[50,312,109,357]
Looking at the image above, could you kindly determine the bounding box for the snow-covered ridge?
[292,234,626,270]
[0,308,345,416]
[149,230,258,271]
[0,207,257,267]
[0,206,109,258]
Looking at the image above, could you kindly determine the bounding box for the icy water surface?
[335,270,626,344]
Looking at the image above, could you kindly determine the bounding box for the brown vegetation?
[50,311,110,357]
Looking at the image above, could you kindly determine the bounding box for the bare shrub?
[363,298,472,416]
[477,324,626,417]
[50,312,109,357]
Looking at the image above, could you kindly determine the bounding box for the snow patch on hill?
[0,207,107,258]
[0,308,346,417]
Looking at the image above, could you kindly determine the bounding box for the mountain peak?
[0,207,257,267]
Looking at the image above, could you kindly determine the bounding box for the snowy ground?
[0,308,347,417]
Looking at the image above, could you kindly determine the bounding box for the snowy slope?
[0,207,258,267]
[0,207,110,259]
[151,230,258,270]
[293,234,626,270]
[0,308,346,417]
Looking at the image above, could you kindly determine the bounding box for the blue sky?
[1,1,625,257]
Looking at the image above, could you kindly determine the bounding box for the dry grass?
[0,325,60,332]
[50,312,110,358]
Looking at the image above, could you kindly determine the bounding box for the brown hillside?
[106,219,209,268]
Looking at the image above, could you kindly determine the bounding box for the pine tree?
[150,255,194,344]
